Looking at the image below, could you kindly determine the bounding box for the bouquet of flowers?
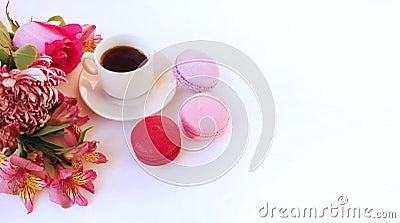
[0,2,107,213]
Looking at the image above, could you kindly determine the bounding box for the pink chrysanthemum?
[0,55,67,134]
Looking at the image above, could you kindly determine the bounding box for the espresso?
[101,46,147,72]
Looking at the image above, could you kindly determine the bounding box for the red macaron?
[130,115,181,166]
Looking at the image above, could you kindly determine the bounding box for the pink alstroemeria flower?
[60,140,107,169]
[49,166,97,208]
[46,95,89,147]
[79,24,102,53]
[63,124,83,147]
[46,96,88,127]
[0,152,13,180]
[0,154,50,213]
[47,97,79,126]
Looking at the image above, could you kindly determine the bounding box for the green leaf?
[53,146,74,152]
[0,21,13,65]
[0,20,12,43]
[7,56,15,70]
[78,126,93,145]
[18,135,62,159]
[12,44,39,70]
[6,1,20,33]
[46,130,68,136]
[47,15,66,26]
[31,124,70,137]
[19,143,28,158]
[0,50,10,65]
[50,156,58,165]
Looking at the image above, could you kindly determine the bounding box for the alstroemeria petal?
[75,192,88,206]
[71,158,83,170]
[80,25,96,42]
[21,191,34,213]
[84,152,108,165]
[76,115,89,126]
[80,24,102,53]
[0,153,14,180]
[0,179,10,193]
[30,170,51,186]
[49,183,74,208]
[86,141,98,153]
[59,168,75,180]
[64,124,81,147]
[27,152,45,169]
[81,180,95,194]
[18,174,47,213]
[10,155,44,172]
[0,153,7,165]
[64,140,96,159]
[72,169,97,193]
[49,166,95,209]
[47,97,81,126]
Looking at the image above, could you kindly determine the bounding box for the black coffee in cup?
[101,46,147,72]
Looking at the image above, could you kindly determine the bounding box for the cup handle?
[81,52,98,75]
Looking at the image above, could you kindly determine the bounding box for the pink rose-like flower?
[13,21,83,74]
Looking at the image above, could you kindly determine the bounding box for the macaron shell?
[136,148,180,166]
[179,95,230,139]
[131,116,181,166]
[174,49,219,93]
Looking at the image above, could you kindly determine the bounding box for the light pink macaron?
[173,49,220,93]
[179,95,230,139]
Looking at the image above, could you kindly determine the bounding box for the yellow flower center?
[82,37,98,53]
[71,172,86,186]
[18,174,45,200]
[0,153,7,166]
[84,153,99,163]
[72,159,82,170]
[65,182,78,199]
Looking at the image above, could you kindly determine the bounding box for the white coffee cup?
[81,34,154,99]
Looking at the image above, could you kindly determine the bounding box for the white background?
[1,0,400,222]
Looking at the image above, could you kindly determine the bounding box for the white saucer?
[78,66,177,121]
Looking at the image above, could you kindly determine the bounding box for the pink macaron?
[173,49,220,93]
[131,115,181,166]
[179,95,230,139]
